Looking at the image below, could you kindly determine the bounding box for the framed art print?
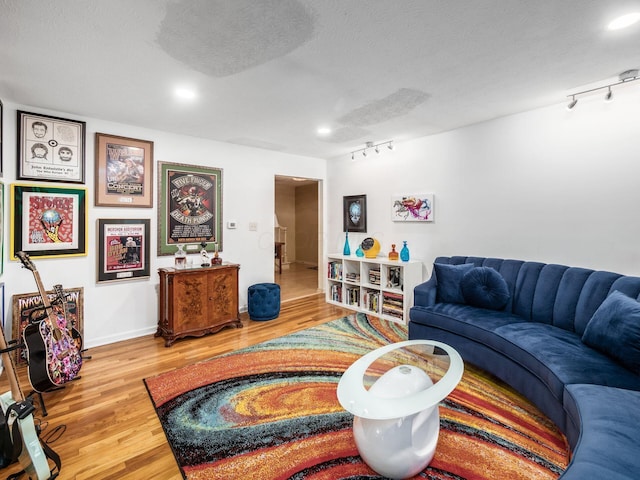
[17,110,86,183]
[95,133,154,207]
[343,194,367,233]
[391,193,434,222]
[158,162,223,256]
[10,183,88,259]
[97,218,150,283]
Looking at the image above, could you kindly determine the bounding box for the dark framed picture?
[10,183,88,259]
[158,162,223,256]
[95,133,154,208]
[12,287,84,365]
[343,194,367,233]
[97,218,150,283]
[17,110,86,183]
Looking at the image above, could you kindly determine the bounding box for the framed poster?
[12,287,84,365]
[95,133,154,208]
[97,218,150,283]
[10,183,88,259]
[17,110,86,183]
[158,162,223,256]
[343,194,367,233]
[391,193,434,222]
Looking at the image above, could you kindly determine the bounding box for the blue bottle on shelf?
[343,231,351,255]
[400,241,410,261]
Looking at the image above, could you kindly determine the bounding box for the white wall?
[327,88,640,279]
[1,101,327,348]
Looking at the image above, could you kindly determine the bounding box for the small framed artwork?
[158,162,223,256]
[10,183,88,259]
[12,287,84,365]
[95,133,154,208]
[97,218,151,283]
[17,110,86,183]
[343,194,367,233]
[391,193,435,222]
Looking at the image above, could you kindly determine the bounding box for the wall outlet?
[249,222,258,231]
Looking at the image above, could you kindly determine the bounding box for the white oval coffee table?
[337,340,464,479]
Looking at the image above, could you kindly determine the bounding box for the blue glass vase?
[400,241,410,261]
[343,232,351,255]
[356,246,364,257]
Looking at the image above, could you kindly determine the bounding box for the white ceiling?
[1,1,639,160]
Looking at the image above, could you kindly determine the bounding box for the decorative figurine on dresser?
[156,262,242,347]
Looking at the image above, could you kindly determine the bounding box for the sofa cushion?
[582,290,640,375]
[434,263,473,304]
[460,267,510,310]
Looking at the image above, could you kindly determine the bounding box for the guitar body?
[23,316,83,393]
[0,392,50,480]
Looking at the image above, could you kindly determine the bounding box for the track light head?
[362,150,367,157]
[605,87,613,102]
[387,142,394,150]
[567,96,578,110]
[375,146,380,154]
[351,152,355,160]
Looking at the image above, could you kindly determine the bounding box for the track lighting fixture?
[566,69,639,109]
[350,140,394,159]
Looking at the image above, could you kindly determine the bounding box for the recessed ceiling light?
[175,87,197,100]
[607,12,640,30]
[316,126,332,136]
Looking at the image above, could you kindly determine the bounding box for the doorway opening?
[274,175,322,302]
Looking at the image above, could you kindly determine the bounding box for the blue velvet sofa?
[408,256,640,479]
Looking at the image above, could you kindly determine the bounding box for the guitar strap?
[4,400,61,479]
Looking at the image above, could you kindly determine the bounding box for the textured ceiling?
[1,0,639,159]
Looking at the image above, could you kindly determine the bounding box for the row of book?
[329,283,342,302]
[346,287,360,306]
[382,291,404,319]
[345,272,361,283]
[328,261,343,280]
[368,268,381,285]
[362,289,380,313]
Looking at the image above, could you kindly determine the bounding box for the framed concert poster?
[94,133,154,208]
[97,218,150,283]
[17,110,86,183]
[12,286,84,365]
[10,183,88,259]
[158,162,223,256]
[343,194,367,233]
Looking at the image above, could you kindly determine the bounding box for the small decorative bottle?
[388,244,399,261]
[356,245,364,257]
[343,231,351,256]
[400,241,410,262]
[212,242,223,265]
[174,244,187,269]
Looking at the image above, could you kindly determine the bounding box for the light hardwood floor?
[275,261,320,302]
[0,293,349,480]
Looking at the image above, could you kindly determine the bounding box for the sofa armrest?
[414,276,437,307]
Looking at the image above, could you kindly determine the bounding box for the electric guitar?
[0,323,51,479]
[16,251,83,393]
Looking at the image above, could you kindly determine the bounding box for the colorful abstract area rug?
[144,314,569,479]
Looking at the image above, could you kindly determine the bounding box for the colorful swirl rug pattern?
[144,314,569,479]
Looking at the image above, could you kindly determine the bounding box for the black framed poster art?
[97,218,151,283]
[158,162,223,256]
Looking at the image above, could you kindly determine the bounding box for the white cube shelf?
[326,254,423,324]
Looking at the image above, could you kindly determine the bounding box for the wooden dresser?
[157,264,242,347]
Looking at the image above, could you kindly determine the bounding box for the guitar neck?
[0,323,25,402]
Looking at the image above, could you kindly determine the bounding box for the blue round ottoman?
[248,283,281,321]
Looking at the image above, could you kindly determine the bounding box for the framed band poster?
[10,183,88,259]
[94,133,154,207]
[17,110,86,183]
[158,162,223,256]
[97,218,150,283]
